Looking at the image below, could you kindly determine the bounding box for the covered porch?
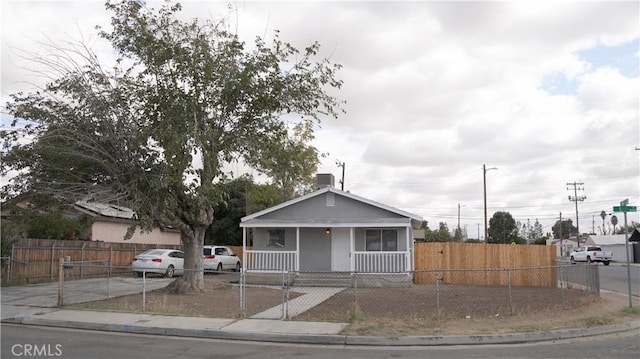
[241,222,415,274]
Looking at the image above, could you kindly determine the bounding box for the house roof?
[241,186,423,228]
[586,234,629,246]
[74,201,136,220]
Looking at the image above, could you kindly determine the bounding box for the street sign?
[613,205,637,212]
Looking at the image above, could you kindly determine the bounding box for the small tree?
[600,210,607,234]
[552,219,577,239]
[488,211,518,244]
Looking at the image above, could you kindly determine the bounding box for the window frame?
[365,229,398,252]
[267,229,286,248]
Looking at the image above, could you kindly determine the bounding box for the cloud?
[2,0,638,237]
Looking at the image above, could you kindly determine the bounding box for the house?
[546,238,580,258]
[240,174,423,276]
[73,201,181,245]
[2,195,180,246]
[585,234,635,263]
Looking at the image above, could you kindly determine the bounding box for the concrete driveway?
[1,276,173,320]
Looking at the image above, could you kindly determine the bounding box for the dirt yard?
[67,276,640,336]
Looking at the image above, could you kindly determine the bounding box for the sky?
[1,1,639,239]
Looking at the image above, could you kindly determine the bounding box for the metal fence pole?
[559,265,565,309]
[142,271,146,311]
[240,269,245,317]
[57,257,64,306]
[106,260,111,298]
[280,268,286,320]
[50,244,55,281]
[435,270,440,311]
[9,243,14,281]
[508,268,513,315]
[80,243,85,279]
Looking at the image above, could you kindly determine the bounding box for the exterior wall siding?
[259,193,405,221]
[91,221,180,245]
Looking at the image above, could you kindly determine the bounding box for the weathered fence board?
[413,242,556,286]
[5,239,247,283]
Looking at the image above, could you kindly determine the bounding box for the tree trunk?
[166,226,206,294]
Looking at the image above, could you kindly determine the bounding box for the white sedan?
[132,249,184,278]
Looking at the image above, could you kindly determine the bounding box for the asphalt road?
[599,264,640,297]
[1,324,639,359]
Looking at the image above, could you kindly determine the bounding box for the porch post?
[350,227,355,271]
[406,225,411,272]
[242,228,246,271]
[295,227,300,271]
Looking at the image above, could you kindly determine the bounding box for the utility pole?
[567,181,586,247]
[559,212,563,258]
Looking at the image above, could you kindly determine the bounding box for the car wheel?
[165,265,175,278]
[603,261,610,266]
[570,256,576,264]
[216,263,223,273]
[235,262,241,272]
[586,256,592,263]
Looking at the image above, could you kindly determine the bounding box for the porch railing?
[354,251,408,273]
[245,250,297,272]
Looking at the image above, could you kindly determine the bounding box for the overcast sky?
[2,1,639,239]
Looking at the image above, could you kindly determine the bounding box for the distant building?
[73,201,180,245]
[585,234,634,263]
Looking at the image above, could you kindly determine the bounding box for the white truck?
[569,246,612,265]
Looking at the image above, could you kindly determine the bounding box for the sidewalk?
[2,278,639,346]
[3,307,639,346]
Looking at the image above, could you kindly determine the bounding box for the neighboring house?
[585,234,635,263]
[74,201,180,245]
[546,238,580,258]
[240,174,423,275]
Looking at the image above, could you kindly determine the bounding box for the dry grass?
[66,277,640,336]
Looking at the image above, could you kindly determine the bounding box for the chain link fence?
[242,265,600,321]
[58,261,176,306]
[56,262,600,322]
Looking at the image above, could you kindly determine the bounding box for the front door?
[331,227,351,272]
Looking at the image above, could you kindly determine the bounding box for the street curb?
[4,316,639,346]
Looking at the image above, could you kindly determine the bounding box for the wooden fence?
[2,239,244,284]
[4,239,556,286]
[413,242,557,286]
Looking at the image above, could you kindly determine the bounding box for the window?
[365,229,398,251]
[267,229,285,248]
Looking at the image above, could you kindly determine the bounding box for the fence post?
[142,271,146,311]
[80,243,85,279]
[27,246,31,284]
[507,268,513,315]
[57,257,64,306]
[50,244,55,281]
[109,244,113,278]
[435,270,440,312]
[559,265,565,309]
[9,242,14,281]
[239,269,245,318]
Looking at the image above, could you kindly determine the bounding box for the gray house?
[240,174,423,274]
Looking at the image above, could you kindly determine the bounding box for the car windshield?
[203,248,213,256]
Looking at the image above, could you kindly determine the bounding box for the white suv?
[203,245,241,272]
